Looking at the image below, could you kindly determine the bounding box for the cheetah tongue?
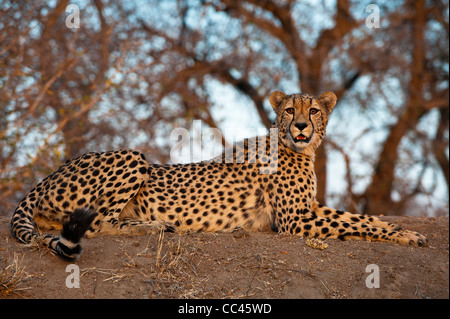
[295,134,307,141]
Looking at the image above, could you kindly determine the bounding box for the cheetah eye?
[310,108,319,115]
[285,108,294,114]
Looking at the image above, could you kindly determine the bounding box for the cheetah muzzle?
[10,90,428,261]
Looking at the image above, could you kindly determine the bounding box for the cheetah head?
[269,90,337,155]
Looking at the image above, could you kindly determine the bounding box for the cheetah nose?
[295,123,308,131]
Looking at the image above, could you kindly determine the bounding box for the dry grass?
[25,232,56,258]
[135,229,204,298]
[0,253,28,298]
[75,228,204,298]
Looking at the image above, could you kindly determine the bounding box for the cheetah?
[10,90,428,261]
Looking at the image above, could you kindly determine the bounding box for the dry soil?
[0,215,448,299]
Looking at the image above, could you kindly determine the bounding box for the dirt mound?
[0,216,448,299]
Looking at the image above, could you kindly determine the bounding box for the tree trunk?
[363,0,427,215]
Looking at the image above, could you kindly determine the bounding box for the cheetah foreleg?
[281,212,427,247]
[312,201,401,231]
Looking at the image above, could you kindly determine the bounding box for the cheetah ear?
[317,91,337,113]
[269,91,288,111]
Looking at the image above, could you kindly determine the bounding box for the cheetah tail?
[55,208,97,261]
[10,204,96,262]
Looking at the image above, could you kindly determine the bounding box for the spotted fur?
[10,91,428,261]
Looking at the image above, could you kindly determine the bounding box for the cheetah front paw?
[396,229,428,247]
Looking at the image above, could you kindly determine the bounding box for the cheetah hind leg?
[116,218,176,236]
[85,217,176,237]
